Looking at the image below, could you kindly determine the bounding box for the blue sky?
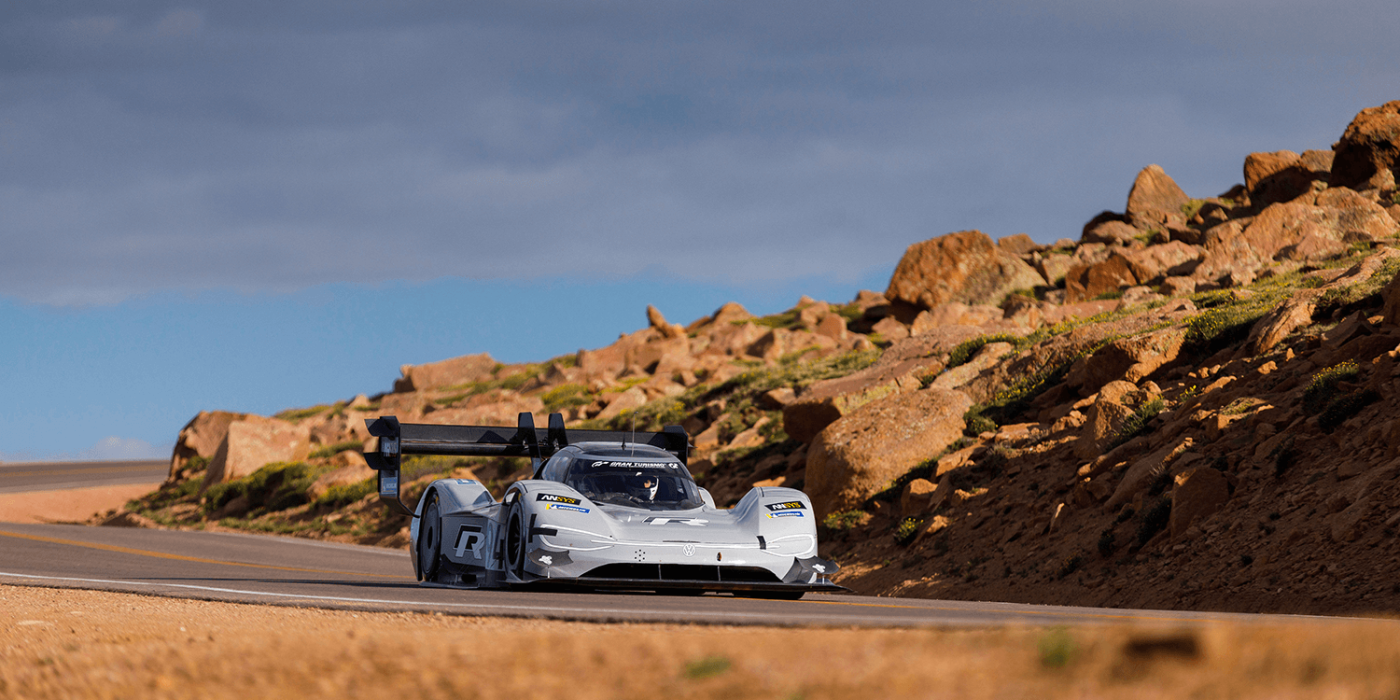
[2,1,1397,460]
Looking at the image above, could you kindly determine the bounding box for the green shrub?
[893,517,922,546]
[1303,361,1359,414]
[1135,496,1172,546]
[1055,554,1083,580]
[823,510,869,531]
[1318,389,1381,432]
[1097,529,1116,557]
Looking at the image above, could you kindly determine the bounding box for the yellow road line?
[0,529,411,580]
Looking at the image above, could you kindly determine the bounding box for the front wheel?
[416,492,442,582]
[506,505,526,581]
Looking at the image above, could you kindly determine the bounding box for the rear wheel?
[416,492,442,582]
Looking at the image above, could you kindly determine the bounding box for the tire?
[417,491,442,583]
[506,505,526,581]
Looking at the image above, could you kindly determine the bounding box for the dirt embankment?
[3,584,1400,699]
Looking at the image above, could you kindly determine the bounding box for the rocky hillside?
[116,101,1400,615]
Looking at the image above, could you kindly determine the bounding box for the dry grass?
[3,585,1400,699]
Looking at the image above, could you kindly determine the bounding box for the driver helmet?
[627,472,659,501]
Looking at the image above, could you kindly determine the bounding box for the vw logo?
[682,544,696,557]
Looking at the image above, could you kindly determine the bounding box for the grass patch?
[946,333,1025,370]
[540,383,591,414]
[309,440,364,460]
[1039,627,1077,669]
[1314,257,1400,319]
[314,478,376,509]
[203,461,333,516]
[1109,396,1164,449]
[1181,198,1206,219]
[275,404,340,423]
[684,656,731,680]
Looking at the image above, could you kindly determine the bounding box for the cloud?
[76,436,170,461]
[1,1,1397,305]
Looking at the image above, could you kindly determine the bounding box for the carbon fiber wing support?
[362,412,689,515]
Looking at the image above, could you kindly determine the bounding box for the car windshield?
[563,458,704,511]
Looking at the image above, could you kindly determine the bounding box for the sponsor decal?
[644,517,708,527]
[455,479,477,485]
[378,475,397,496]
[586,460,673,470]
[536,493,581,505]
[766,510,805,518]
[546,504,591,514]
[764,501,806,512]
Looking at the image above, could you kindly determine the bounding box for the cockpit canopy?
[545,445,703,511]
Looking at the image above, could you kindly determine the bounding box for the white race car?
[365,414,842,599]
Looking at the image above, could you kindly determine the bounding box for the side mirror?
[699,488,717,509]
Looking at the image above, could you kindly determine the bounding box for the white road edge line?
[0,571,888,623]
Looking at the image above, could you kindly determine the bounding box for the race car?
[364,413,842,598]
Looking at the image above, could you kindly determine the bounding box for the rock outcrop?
[806,388,972,515]
[886,231,1045,310]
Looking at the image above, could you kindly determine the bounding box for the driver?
[627,472,659,502]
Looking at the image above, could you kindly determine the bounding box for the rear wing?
[363,412,689,515]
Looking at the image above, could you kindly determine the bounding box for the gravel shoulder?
[0,484,161,524]
[3,584,1400,699]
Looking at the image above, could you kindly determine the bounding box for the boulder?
[1064,255,1139,303]
[806,388,972,515]
[202,416,312,488]
[929,342,1013,391]
[1244,150,1324,206]
[1082,220,1142,246]
[1169,467,1230,538]
[814,312,848,341]
[1036,254,1076,287]
[997,233,1040,255]
[1331,100,1400,190]
[886,230,1046,311]
[1106,437,1194,509]
[595,386,648,420]
[687,302,754,333]
[1072,383,1139,461]
[1067,327,1187,395]
[393,353,497,393]
[899,478,939,516]
[1126,165,1190,220]
[168,411,251,480]
[646,305,686,340]
[1198,201,1398,280]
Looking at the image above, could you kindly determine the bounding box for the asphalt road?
[0,521,1366,628]
[0,460,168,494]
